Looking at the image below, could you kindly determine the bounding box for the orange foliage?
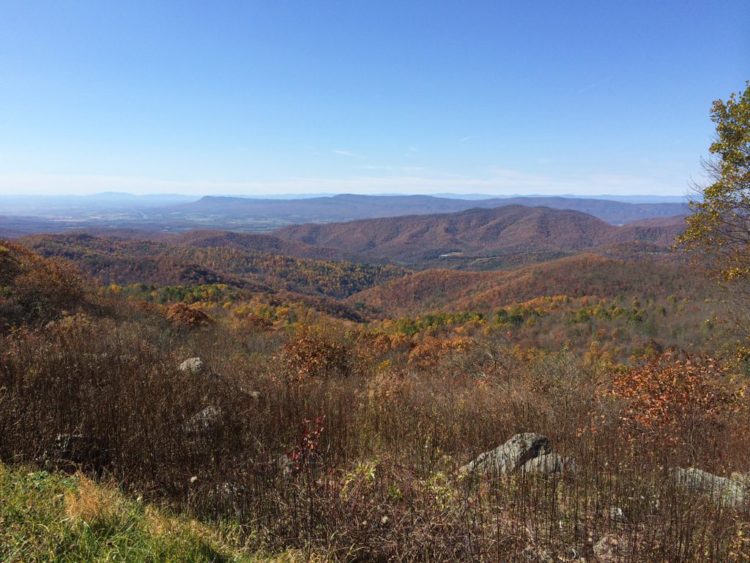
[164,303,213,329]
[355,332,410,361]
[607,353,738,452]
[237,312,274,331]
[407,335,472,368]
[281,327,353,379]
[0,241,84,331]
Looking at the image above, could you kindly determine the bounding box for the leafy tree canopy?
[680,82,750,280]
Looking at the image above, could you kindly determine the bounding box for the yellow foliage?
[407,335,472,368]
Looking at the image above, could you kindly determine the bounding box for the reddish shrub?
[164,303,213,329]
[281,326,353,379]
[606,352,740,460]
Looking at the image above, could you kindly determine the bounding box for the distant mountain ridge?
[275,205,685,268]
[0,194,689,235]
[176,194,689,226]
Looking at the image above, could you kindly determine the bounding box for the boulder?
[46,433,108,473]
[461,433,551,476]
[672,467,747,508]
[178,357,205,375]
[519,545,554,562]
[593,534,629,562]
[520,452,574,475]
[183,405,223,433]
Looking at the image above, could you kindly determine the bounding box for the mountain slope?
[276,206,683,267]
[19,233,406,301]
[164,230,344,261]
[347,252,708,316]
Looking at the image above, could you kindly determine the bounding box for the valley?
[2,192,750,561]
[2,3,747,559]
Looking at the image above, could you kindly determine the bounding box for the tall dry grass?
[1,312,749,560]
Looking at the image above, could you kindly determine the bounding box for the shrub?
[281,325,355,379]
[606,352,742,464]
[165,303,213,329]
[0,241,84,331]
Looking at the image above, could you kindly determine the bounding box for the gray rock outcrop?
[593,534,629,562]
[672,467,747,508]
[520,452,574,475]
[178,357,205,375]
[461,433,552,476]
[183,405,223,433]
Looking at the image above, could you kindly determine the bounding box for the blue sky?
[0,1,747,197]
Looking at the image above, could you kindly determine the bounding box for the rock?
[520,452,575,475]
[461,433,551,476]
[593,534,629,562]
[178,357,205,375]
[732,472,750,487]
[672,467,747,508]
[520,545,555,562]
[183,405,223,433]
[240,389,261,400]
[608,506,627,523]
[46,433,108,473]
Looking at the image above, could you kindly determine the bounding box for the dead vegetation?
[1,241,750,560]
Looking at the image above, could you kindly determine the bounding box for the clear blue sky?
[0,1,747,196]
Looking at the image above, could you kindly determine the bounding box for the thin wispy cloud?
[360,165,427,173]
[332,149,365,159]
[459,136,471,143]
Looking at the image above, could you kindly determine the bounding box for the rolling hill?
[18,233,406,301]
[275,205,684,268]
[161,230,344,261]
[347,252,710,317]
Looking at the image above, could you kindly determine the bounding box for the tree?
[679,82,750,281]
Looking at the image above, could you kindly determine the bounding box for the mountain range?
[0,194,690,236]
[175,194,689,226]
[275,205,685,268]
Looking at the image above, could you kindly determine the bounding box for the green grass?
[0,463,313,562]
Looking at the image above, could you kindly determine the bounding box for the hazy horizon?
[0,191,690,202]
[1,1,747,197]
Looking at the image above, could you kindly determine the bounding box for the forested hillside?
[0,143,745,560]
[1,0,745,559]
[21,233,406,300]
[2,232,749,561]
[348,253,708,315]
[276,205,684,267]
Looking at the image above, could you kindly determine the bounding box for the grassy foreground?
[0,462,314,562]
